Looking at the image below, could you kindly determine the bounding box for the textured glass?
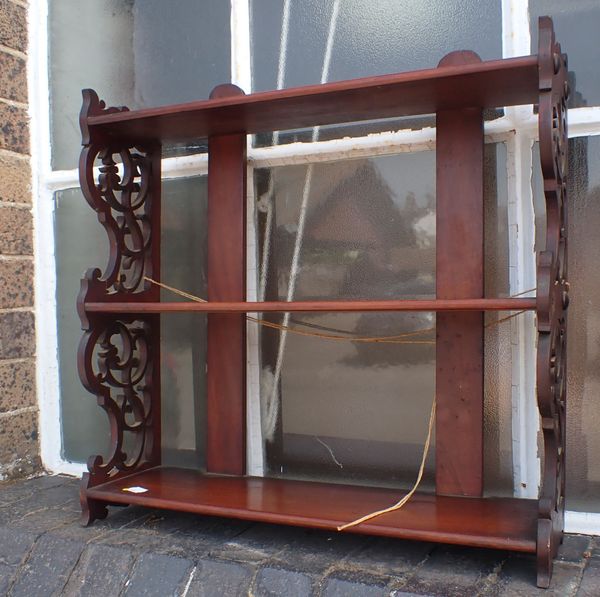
[159,178,208,469]
[483,143,513,495]
[533,137,600,511]
[254,146,512,492]
[252,0,502,91]
[251,0,502,146]
[49,0,230,169]
[55,188,111,461]
[530,1,600,108]
[56,177,207,465]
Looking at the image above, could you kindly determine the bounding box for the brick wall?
[0,0,40,480]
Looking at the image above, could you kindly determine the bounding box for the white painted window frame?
[27,0,600,533]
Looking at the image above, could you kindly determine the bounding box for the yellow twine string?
[337,394,436,531]
[143,276,534,530]
[144,277,436,344]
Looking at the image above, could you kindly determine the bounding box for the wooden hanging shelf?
[83,55,539,144]
[76,17,568,589]
[86,467,539,553]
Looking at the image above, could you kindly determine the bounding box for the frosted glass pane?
[530,1,600,107]
[55,188,111,462]
[253,146,512,492]
[251,0,502,91]
[483,143,514,495]
[56,177,207,465]
[251,0,502,146]
[49,0,230,169]
[533,137,600,511]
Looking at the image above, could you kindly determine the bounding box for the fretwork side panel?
[77,89,162,525]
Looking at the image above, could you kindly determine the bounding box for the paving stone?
[489,556,583,596]
[258,524,369,573]
[557,534,594,564]
[401,545,506,597]
[0,480,81,530]
[0,526,37,565]
[322,575,389,597]
[577,556,600,596]
[9,534,84,596]
[0,310,35,359]
[0,51,26,103]
[0,0,27,53]
[123,552,194,596]
[94,526,183,554]
[0,357,35,412]
[5,504,80,533]
[0,561,17,595]
[138,509,252,559]
[0,259,33,309]
[0,475,595,596]
[0,102,29,155]
[347,537,433,577]
[0,473,70,505]
[187,558,254,597]
[0,528,37,594]
[206,522,292,564]
[62,543,135,596]
[255,566,313,597]
[0,150,30,203]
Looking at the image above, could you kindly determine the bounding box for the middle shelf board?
[85,297,537,314]
[85,55,539,144]
[86,467,538,553]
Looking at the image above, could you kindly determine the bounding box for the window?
[32,0,600,529]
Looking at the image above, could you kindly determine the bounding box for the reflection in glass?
[253,147,512,493]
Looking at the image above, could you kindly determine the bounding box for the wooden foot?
[80,496,109,527]
[537,513,562,589]
[536,518,553,588]
[80,472,109,526]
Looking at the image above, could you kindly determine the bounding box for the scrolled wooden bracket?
[535,16,569,589]
[78,90,162,525]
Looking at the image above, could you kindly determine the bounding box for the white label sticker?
[122,486,148,494]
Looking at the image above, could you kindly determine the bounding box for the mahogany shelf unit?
[76,17,568,588]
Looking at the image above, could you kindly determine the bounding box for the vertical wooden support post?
[435,52,484,497]
[147,142,163,467]
[206,84,247,475]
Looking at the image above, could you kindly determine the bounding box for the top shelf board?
[85,56,539,144]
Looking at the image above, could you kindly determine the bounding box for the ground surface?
[0,475,598,596]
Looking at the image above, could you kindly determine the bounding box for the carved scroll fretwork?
[79,89,160,296]
[78,316,160,524]
[78,90,161,525]
[536,16,569,589]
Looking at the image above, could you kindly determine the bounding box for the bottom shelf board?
[86,467,538,553]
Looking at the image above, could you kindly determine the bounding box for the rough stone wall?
[0,0,40,480]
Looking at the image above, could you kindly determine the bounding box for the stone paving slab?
[0,475,598,596]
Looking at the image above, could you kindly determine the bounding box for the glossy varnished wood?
[86,467,538,553]
[435,52,485,497]
[77,17,568,588]
[206,85,247,475]
[84,56,539,144]
[84,297,537,313]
